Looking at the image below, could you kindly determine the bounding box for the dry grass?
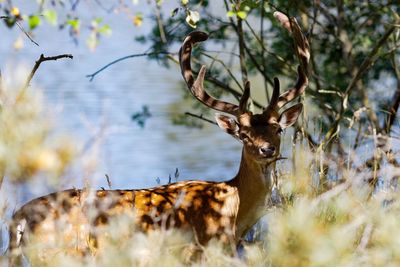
[0,68,75,184]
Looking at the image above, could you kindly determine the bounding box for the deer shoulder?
[10,181,239,251]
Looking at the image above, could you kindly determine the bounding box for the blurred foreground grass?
[0,69,75,184]
[0,72,399,266]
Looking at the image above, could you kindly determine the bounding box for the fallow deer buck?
[8,11,309,263]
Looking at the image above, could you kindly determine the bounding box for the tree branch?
[204,75,264,110]
[185,112,217,125]
[200,52,244,91]
[86,51,172,81]
[16,21,39,46]
[0,16,39,46]
[260,0,269,101]
[23,54,73,90]
[236,11,248,85]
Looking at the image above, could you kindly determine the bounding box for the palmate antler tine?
[271,11,310,109]
[179,31,242,116]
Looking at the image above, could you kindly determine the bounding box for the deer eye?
[239,133,250,142]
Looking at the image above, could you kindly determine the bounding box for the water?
[0,2,241,204]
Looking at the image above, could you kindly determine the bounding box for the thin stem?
[244,19,296,75]
[260,0,270,101]
[236,14,248,86]
[154,0,167,43]
[201,52,243,91]
[185,112,217,125]
[86,51,172,81]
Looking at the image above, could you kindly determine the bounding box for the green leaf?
[28,15,40,30]
[181,0,188,5]
[43,10,57,26]
[237,11,247,19]
[67,19,80,31]
[226,10,236,17]
[171,7,179,17]
[98,24,112,36]
[86,32,98,51]
[94,18,103,25]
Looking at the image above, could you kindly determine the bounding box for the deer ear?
[215,113,240,138]
[279,103,303,129]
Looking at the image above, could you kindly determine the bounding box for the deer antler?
[179,31,249,117]
[180,12,309,119]
[265,11,310,113]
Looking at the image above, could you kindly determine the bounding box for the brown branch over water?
[86,51,173,81]
[0,16,39,46]
[16,21,39,46]
[23,54,73,90]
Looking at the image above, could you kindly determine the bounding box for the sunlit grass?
[0,68,75,184]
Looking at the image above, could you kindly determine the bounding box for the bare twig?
[71,0,81,11]
[222,0,248,88]
[0,16,39,46]
[154,0,167,43]
[260,0,269,100]
[205,75,264,109]
[185,112,217,125]
[200,52,243,91]
[93,0,115,13]
[86,51,173,81]
[243,17,302,90]
[15,21,39,46]
[23,54,73,90]
[236,13,248,85]
[105,174,112,189]
[240,22,276,86]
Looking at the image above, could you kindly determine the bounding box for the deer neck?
[228,148,275,237]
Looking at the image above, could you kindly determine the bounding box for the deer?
[8,11,309,265]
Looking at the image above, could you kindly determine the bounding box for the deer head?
[179,12,310,164]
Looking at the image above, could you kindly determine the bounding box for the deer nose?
[259,146,276,157]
